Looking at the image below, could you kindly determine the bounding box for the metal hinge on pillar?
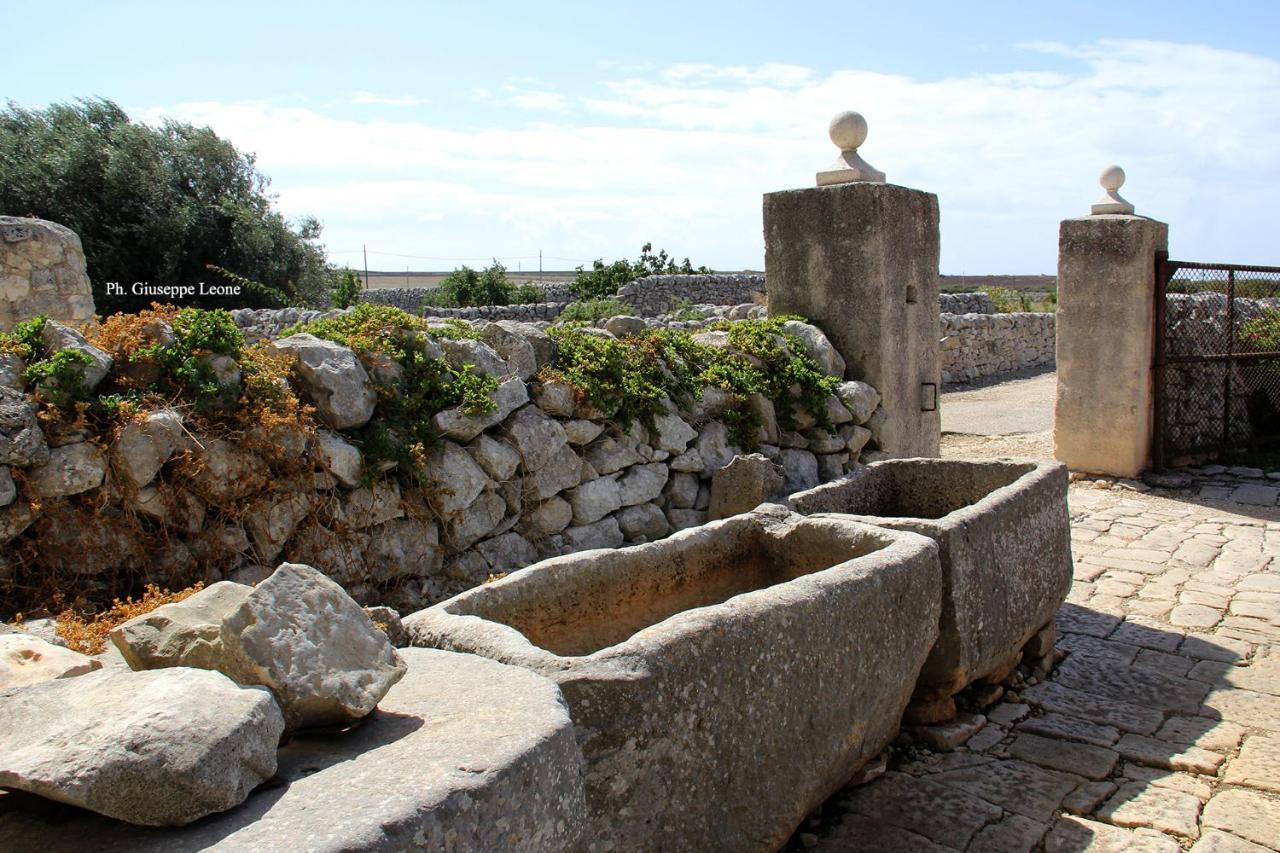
[921,383,938,412]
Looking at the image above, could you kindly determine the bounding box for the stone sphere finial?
[829,111,868,152]
[816,111,885,186]
[1091,164,1135,215]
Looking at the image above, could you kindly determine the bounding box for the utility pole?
[363,244,370,290]
[539,249,543,283]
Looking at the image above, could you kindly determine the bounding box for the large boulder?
[39,320,112,390]
[0,666,284,826]
[0,634,100,689]
[0,386,47,466]
[478,322,538,380]
[0,353,23,392]
[28,442,106,498]
[110,582,251,671]
[270,334,376,430]
[219,563,407,731]
[708,453,787,520]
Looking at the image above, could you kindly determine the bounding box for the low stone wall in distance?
[941,312,1056,384]
[939,292,996,314]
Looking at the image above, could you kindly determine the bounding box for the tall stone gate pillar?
[1054,167,1168,477]
[764,112,941,458]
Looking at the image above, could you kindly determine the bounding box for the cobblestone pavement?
[792,481,1280,852]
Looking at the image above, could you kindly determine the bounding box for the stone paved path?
[792,482,1280,852]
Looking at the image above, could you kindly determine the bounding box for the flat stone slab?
[0,649,587,851]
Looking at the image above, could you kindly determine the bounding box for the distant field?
[358,270,1055,293]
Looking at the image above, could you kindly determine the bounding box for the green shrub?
[571,243,711,300]
[513,282,544,304]
[557,298,633,323]
[25,348,94,412]
[331,268,362,309]
[425,261,515,308]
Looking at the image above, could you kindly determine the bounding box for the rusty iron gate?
[1153,255,1280,468]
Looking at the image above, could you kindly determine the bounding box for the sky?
[4,1,1279,274]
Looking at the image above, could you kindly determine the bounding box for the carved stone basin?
[789,458,1072,713]
[406,505,941,852]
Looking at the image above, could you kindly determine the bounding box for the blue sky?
[5,1,1280,274]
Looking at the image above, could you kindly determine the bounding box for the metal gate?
[1153,256,1280,468]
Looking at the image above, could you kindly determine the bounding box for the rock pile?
[0,562,404,826]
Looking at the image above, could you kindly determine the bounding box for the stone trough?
[406,505,942,852]
[788,458,1072,719]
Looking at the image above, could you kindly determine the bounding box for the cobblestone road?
[796,480,1280,852]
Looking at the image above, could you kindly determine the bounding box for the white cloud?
[144,40,1280,272]
[345,91,430,107]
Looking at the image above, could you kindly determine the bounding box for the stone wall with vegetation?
[941,311,1056,384]
[1,217,96,333]
[0,304,883,618]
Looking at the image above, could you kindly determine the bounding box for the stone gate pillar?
[763,112,941,458]
[1054,167,1168,477]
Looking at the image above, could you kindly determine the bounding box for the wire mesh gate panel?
[1154,257,1280,467]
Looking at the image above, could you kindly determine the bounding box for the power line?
[328,249,590,264]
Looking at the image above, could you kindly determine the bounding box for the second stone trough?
[406,505,943,852]
[788,458,1074,721]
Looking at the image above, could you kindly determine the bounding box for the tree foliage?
[571,242,712,300]
[0,98,332,314]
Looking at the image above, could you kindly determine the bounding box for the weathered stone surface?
[1101,781,1203,839]
[27,441,106,498]
[532,379,576,417]
[0,386,46,466]
[180,438,269,507]
[0,465,13,507]
[1009,731,1118,780]
[476,531,538,573]
[525,496,573,535]
[0,353,21,391]
[836,380,881,425]
[561,516,624,552]
[562,417,604,446]
[652,409,697,455]
[709,452,786,521]
[1117,732,1224,775]
[1189,829,1274,852]
[1018,710,1120,747]
[440,337,510,379]
[478,321,538,380]
[779,448,820,493]
[1045,815,1181,852]
[910,712,987,751]
[0,666,283,826]
[40,320,112,389]
[931,758,1079,821]
[781,319,846,378]
[409,508,941,850]
[494,320,557,369]
[617,502,671,542]
[502,405,568,471]
[0,633,100,688]
[529,442,582,500]
[110,581,251,671]
[446,490,506,550]
[418,440,491,515]
[324,481,402,530]
[367,516,442,581]
[113,409,188,488]
[582,435,640,475]
[220,563,406,731]
[270,334,376,429]
[316,430,362,488]
[0,217,96,332]
[432,377,528,441]
[132,484,206,535]
[0,649,588,852]
[1202,789,1280,849]
[246,488,323,562]
[695,420,739,476]
[1222,735,1280,793]
[567,475,621,525]
[618,462,668,506]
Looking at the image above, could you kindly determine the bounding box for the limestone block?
[447,489,507,550]
[315,430,362,488]
[39,320,112,390]
[525,496,573,535]
[529,443,582,500]
[0,666,283,826]
[568,475,622,525]
[179,438,269,507]
[0,386,48,466]
[110,581,252,671]
[562,417,604,446]
[0,466,13,507]
[478,321,538,380]
[220,563,406,732]
[418,440,491,515]
[778,448,820,493]
[366,517,442,581]
[113,409,188,488]
[270,334,376,430]
[502,405,569,471]
[467,433,521,482]
[439,337,511,380]
[0,353,23,391]
[28,442,106,498]
[432,376,527,441]
[618,502,672,541]
[618,462,668,506]
[709,453,786,520]
[562,516,624,552]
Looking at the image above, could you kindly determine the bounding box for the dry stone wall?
[941,312,1056,384]
[0,217,96,333]
[0,314,882,618]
